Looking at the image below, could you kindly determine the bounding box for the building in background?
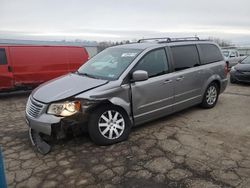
[0,39,98,58]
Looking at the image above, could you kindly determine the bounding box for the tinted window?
[199,44,223,64]
[0,48,7,65]
[171,45,200,71]
[134,48,169,78]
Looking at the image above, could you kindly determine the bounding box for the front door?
[131,48,174,125]
[0,47,13,91]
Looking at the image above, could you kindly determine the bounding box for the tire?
[230,76,237,84]
[88,105,131,145]
[201,82,219,108]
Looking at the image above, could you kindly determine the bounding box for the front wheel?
[201,83,219,108]
[88,105,131,145]
[230,76,237,84]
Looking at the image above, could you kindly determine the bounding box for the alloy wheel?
[206,86,217,105]
[98,110,125,140]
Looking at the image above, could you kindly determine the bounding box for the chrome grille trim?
[26,97,45,118]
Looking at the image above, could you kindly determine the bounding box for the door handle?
[163,79,172,84]
[176,76,184,81]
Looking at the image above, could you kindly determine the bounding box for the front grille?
[26,97,45,118]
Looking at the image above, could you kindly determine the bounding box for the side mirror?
[132,70,148,82]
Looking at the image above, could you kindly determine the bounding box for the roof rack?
[138,37,200,43]
[137,37,171,43]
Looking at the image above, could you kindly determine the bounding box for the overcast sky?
[1,0,250,45]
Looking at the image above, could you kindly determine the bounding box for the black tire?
[88,105,131,145]
[230,76,237,84]
[201,82,219,108]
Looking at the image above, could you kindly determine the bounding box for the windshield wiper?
[75,71,99,79]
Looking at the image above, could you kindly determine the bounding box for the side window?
[171,45,200,71]
[134,48,169,78]
[230,51,236,57]
[199,44,224,64]
[0,48,7,65]
[235,51,239,57]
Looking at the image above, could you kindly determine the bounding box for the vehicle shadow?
[0,90,31,99]
[131,105,199,132]
[230,82,250,87]
[47,105,201,150]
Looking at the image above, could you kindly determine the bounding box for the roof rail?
[168,37,200,42]
[137,37,171,43]
[138,37,200,43]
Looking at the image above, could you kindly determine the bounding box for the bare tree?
[207,37,234,47]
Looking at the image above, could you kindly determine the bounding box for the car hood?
[235,64,250,72]
[32,73,108,103]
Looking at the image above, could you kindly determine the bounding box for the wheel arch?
[202,75,222,96]
[87,98,132,121]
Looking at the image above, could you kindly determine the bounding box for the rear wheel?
[201,82,219,108]
[88,105,131,145]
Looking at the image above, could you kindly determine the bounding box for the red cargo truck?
[0,45,89,92]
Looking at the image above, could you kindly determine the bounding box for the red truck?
[0,45,89,92]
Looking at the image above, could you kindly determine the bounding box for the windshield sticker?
[121,53,138,57]
[108,74,115,78]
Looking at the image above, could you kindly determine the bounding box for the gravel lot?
[0,81,250,188]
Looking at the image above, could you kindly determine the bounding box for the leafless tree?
[207,37,234,47]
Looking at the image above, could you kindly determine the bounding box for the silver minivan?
[26,37,228,154]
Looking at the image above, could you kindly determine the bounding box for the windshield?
[222,50,229,57]
[241,56,250,64]
[78,48,142,80]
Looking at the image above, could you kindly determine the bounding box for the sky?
[1,0,250,45]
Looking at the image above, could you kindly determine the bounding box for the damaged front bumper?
[29,128,51,155]
[26,97,88,154]
[26,112,62,154]
[26,113,62,136]
[26,112,88,154]
[26,96,97,154]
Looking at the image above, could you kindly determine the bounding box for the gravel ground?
[0,81,250,188]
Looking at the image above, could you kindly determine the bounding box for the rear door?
[197,43,226,82]
[0,47,13,90]
[131,48,174,125]
[169,45,204,112]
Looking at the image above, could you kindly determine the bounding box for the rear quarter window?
[198,44,223,65]
[170,45,200,71]
[0,48,7,65]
